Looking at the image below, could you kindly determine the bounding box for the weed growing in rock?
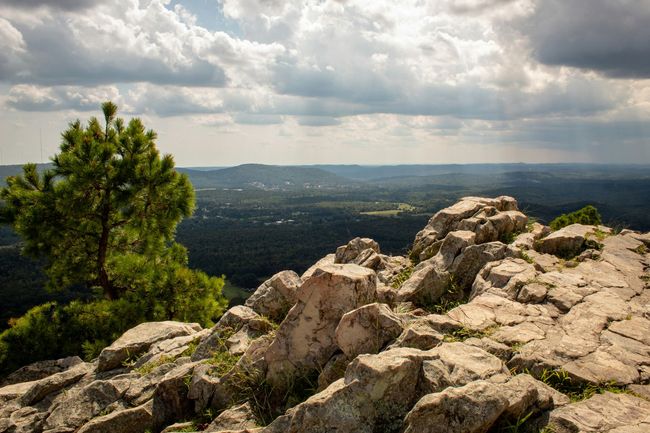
[491,410,534,433]
[391,266,414,289]
[443,326,497,342]
[207,351,241,377]
[135,355,176,376]
[500,230,520,245]
[520,251,534,264]
[514,367,632,402]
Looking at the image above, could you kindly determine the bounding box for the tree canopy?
[0,103,226,374]
[1,102,198,299]
[549,205,602,230]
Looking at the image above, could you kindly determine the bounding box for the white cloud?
[0,0,647,164]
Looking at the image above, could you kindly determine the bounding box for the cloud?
[0,0,102,11]
[6,84,121,111]
[296,116,341,127]
[448,0,518,15]
[523,0,650,78]
[0,0,254,87]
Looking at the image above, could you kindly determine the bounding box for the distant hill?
[311,163,650,181]
[179,164,356,190]
[0,164,53,186]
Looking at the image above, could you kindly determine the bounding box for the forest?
[2,162,650,330]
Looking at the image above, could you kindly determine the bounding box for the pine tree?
[0,103,224,312]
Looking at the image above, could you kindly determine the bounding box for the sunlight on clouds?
[0,0,648,164]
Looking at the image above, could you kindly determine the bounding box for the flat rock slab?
[98,321,201,372]
[548,392,650,433]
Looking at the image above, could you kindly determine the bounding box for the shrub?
[549,205,602,230]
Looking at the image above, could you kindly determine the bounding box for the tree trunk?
[97,196,115,299]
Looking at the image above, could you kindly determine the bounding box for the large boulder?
[396,263,450,305]
[245,271,301,322]
[98,321,201,372]
[264,264,376,388]
[263,344,508,433]
[19,362,92,406]
[206,402,259,432]
[1,356,83,387]
[43,378,131,430]
[547,392,650,433]
[449,242,509,292]
[334,237,380,264]
[536,224,608,258]
[403,381,509,433]
[335,303,403,358]
[152,362,200,430]
[76,400,154,433]
[470,258,537,301]
[411,196,519,260]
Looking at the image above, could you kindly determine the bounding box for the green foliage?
[0,298,144,374]
[0,103,227,376]
[443,326,496,343]
[208,351,242,377]
[0,103,195,299]
[227,361,319,426]
[390,266,414,289]
[549,205,602,231]
[515,367,631,402]
[421,275,465,315]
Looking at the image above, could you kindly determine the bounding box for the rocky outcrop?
[98,321,202,372]
[264,263,376,388]
[1,196,649,433]
[244,271,301,322]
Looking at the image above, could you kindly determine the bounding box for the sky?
[0,0,649,166]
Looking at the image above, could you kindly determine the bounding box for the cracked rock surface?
[1,196,649,433]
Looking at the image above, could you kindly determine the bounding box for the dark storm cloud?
[524,0,650,78]
[0,0,101,11]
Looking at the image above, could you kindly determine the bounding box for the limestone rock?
[43,378,131,430]
[135,330,210,369]
[335,303,403,358]
[206,402,258,432]
[245,271,301,322]
[411,196,518,259]
[1,406,49,433]
[264,264,376,388]
[20,361,92,406]
[192,307,264,361]
[334,237,380,264]
[449,241,509,292]
[76,400,153,433]
[317,353,349,391]
[403,380,509,433]
[152,362,200,430]
[98,321,201,372]
[548,392,650,433]
[161,421,195,432]
[537,224,605,258]
[470,258,537,301]
[390,321,445,351]
[397,264,450,305]
[1,356,83,387]
[301,254,335,281]
[419,343,509,394]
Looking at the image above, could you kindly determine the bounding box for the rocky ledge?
[1,196,649,433]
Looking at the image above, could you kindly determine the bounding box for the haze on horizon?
[0,0,649,166]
